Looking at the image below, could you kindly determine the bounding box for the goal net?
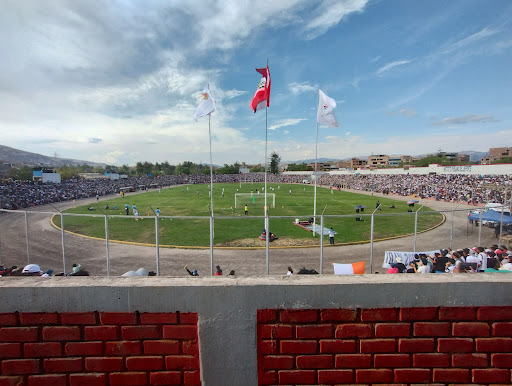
[235,193,275,208]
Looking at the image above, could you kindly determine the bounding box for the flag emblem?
[317,89,338,127]
[194,85,216,121]
[250,65,271,113]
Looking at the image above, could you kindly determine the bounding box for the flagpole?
[265,89,269,275]
[265,59,269,275]
[314,122,318,237]
[209,113,214,275]
[313,89,320,237]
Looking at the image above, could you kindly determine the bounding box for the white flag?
[194,85,216,121]
[316,89,338,128]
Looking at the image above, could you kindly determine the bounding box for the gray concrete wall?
[1,275,512,385]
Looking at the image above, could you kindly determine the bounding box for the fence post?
[450,203,461,250]
[60,213,66,274]
[210,216,214,276]
[320,215,324,274]
[478,209,483,246]
[25,211,30,264]
[155,215,160,276]
[104,215,110,277]
[414,211,418,253]
[450,209,455,250]
[413,205,424,253]
[265,215,269,275]
[370,205,380,274]
[370,213,375,274]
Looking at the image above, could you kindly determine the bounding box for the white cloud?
[376,60,411,76]
[289,82,317,95]
[432,114,498,125]
[398,108,418,117]
[269,118,307,131]
[304,0,369,40]
[223,89,248,100]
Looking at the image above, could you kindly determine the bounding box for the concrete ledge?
[2,275,511,385]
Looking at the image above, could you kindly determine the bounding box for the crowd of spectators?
[386,244,512,274]
[0,173,306,209]
[318,174,512,205]
[1,173,511,210]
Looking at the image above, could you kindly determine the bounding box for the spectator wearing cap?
[184,265,198,276]
[393,257,407,273]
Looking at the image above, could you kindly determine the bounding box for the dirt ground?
[0,187,502,276]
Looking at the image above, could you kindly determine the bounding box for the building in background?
[481,147,511,164]
[367,154,388,167]
[457,153,470,163]
[33,168,61,183]
[350,158,367,169]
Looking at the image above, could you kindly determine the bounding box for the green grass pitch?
[55,183,443,247]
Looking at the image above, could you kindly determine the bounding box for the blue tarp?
[468,210,512,224]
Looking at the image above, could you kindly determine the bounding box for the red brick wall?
[0,312,200,386]
[257,307,512,385]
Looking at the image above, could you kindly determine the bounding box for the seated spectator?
[21,264,43,276]
[485,258,511,273]
[393,257,407,273]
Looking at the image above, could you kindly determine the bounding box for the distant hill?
[288,151,488,165]
[459,151,488,162]
[0,144,106,167]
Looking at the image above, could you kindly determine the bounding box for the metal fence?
[0,205,507,276]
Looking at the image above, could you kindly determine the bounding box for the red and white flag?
[250,65,271,113]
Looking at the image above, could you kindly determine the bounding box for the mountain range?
[1,144,488,168]
[0,144,106,167]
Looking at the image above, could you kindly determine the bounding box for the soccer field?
[55,183,443,247]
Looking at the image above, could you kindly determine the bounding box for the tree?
[412,155,457,167]
[118,164,130,175]
[491,157,512,164]
[57,166,75,180]
[215,162,240,174]
[287,163,313,171]
[269,152,280,174]
[92,166,105,174]
[250,165,265,172]
[9,166,33,181]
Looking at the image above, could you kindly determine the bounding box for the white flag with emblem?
[194,84,216,121]
[316,89,338,128]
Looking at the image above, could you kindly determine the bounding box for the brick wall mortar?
[0,312,199,386]
[257,306,512,385]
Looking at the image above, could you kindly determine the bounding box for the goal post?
[235,193,275,208]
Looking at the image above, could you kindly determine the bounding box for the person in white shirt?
[414,258,431,274]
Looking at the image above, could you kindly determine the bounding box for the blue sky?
[1,0,511,166]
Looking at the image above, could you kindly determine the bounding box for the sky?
[1,0,511,166]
